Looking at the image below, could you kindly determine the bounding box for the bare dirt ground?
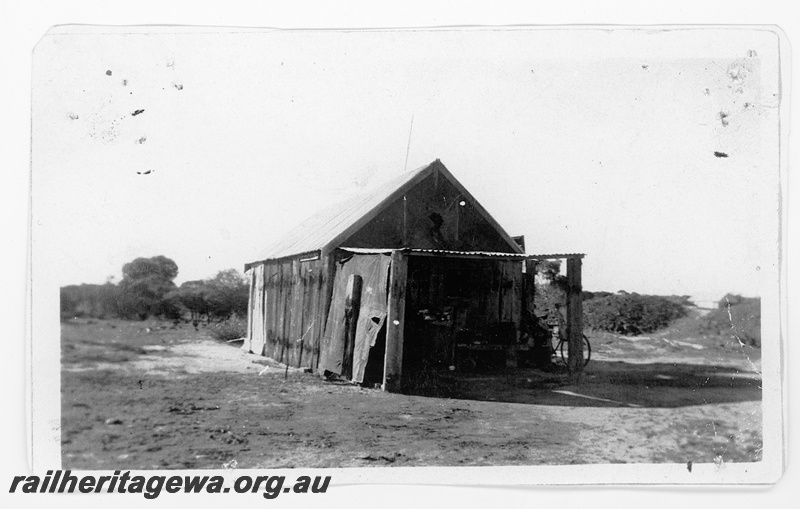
[61,314,762,470]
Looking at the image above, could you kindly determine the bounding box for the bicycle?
[551,328,591,368]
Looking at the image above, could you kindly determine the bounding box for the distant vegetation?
[61,256,249,324]
[583,292,687,335]
[699,294,761,347]
[533,262,760,345]
[582,291,760,347]
[533,261,689,336]
[168,269,249,323]
[59,282,122,320]
[64,257,760,349]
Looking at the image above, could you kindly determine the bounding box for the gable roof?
[247,159,524,265]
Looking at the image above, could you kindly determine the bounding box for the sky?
[31,26,782,303]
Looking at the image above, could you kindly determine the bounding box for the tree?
[170,280,213,323]
[206,269,249,320]
[60,282,122,320]
[536,260,563,283]
[533,260,569,321]
[122,255,178,282]
[117,256,180,319]
[169,269,250,323]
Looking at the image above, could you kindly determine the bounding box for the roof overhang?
[244,247,586,272]
[339,247,584,261]
[243,249,321,272]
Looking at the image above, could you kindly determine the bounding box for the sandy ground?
[61,318,762,469]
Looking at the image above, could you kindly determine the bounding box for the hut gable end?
[248,159,522,267]
[341,169,518,253]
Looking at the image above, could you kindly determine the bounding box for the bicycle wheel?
[559,334,591,368]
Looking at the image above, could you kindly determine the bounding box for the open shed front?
[318,248,585,392]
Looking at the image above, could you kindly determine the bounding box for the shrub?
[208,316,247,342]
[60,283,122,320]
[700,295,761,347]
[583,293,687,335]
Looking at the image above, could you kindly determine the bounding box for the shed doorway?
[400,253,523,378]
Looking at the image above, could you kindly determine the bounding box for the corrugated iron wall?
[245,255,328,369]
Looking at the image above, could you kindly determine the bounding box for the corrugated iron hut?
[243,159,585,392]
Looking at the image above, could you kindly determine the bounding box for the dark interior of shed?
[401,255,520,374]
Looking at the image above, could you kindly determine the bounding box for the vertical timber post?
[402,196,408,245]
[342,274,363,380]
[244,268,255,352]
[259,264,268,357]
[383,250,408,392]
[566,257,584,382]
[502,261,519,368]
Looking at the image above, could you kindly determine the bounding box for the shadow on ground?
[404,360,762,408]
